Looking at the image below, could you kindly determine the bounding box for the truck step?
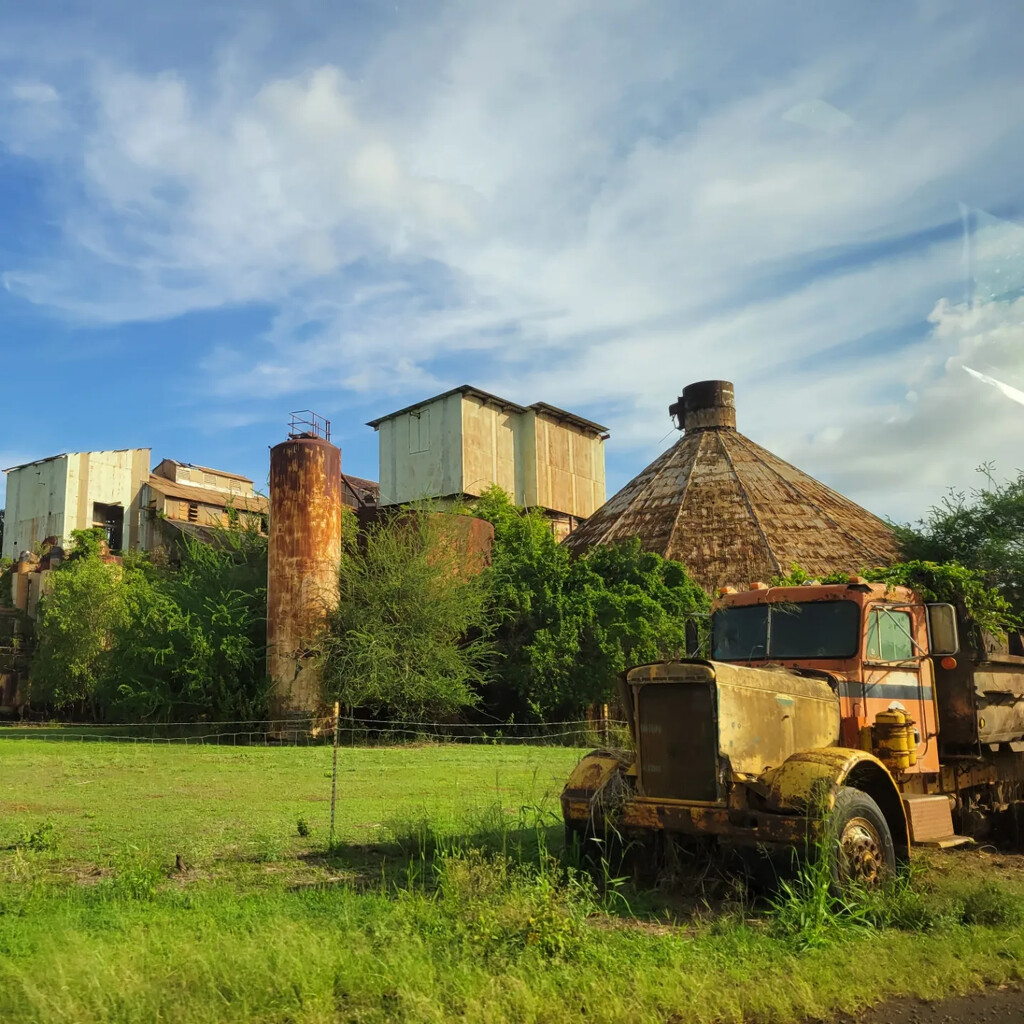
[915,834,974,849]
[902,793,960,845]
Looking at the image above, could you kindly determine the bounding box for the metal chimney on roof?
[669,380,736,432]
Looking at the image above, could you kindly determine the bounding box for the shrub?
[18,821,58,853]
[960,880,1024,927]
[473,487,708,720]
[322,511,493,718]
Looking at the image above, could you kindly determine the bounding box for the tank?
[267,432,343,720]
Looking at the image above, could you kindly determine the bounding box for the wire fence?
[0,711,628,853]
[0,715,630,748]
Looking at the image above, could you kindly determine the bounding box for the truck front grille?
[637,682,719,802]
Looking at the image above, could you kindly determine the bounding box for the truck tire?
[826,787,896,892]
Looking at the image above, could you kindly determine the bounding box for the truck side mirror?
[926,603,959,657]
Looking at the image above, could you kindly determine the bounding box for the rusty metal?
[669,379,737,432]
[145,475,269,514]
[619,802,816,844]
[289,410,331,442]
[341,473,379,510]
[563,574,1024,862]
[561,749,818,845]
[635,674,720,801]
[565,380,900,593]
[422,512,494,575]
[937,654,1024,749]
[624,660,840,786]
[267,431,342,719]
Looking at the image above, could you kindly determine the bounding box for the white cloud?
[11,82,58,104]
[784,296,1024,520]
[1,2,1023,521]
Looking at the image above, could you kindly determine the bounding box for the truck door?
[863,605,940,774]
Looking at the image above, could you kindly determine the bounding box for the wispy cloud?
[1,1,1023,518]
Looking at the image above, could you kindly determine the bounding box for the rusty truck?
[562,576,1024,887]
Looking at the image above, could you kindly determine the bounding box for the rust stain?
[267,435,343,718]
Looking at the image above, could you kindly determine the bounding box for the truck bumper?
[563,795,815,846]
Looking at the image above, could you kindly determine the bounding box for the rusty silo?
[267,412,343,721]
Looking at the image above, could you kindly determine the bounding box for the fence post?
[600,703,609,746]
[329,701,340,847]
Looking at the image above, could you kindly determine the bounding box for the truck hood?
[620,660,841,794]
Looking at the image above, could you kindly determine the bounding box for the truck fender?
[762,748,909,857]
[560,749,634,830]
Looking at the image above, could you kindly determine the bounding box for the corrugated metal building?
[564,380,900,592]
[2,449,151,559]
[368,385,608,539]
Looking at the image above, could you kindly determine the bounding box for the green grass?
[1,740,1023,1023]
[0,739,581,865]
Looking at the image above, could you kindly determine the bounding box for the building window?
[187,503,199,523]
[409,408,430,453]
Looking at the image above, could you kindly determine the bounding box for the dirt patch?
[830,986,1023,1024]
[0,802,55,814]
[919,847,1024,882]
[589,914,683,938]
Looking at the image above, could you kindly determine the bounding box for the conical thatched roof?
[564,381,899,592]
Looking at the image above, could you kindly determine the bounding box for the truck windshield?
[712,601,860,660]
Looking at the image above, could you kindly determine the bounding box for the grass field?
[2,739,1024,1023]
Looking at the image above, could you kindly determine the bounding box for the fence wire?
[0,716,629,747]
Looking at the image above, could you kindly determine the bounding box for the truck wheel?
[827,787,896,892]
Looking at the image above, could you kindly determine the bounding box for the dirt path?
[831,987,1023,1024]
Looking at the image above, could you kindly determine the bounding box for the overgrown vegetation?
[24,493,706,723]
[895,464,1024,618]
[473,487,708,720]
[322,511,494,719]
[30,526,268,721]
[771,560,1018,641]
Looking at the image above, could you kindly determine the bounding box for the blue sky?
[2,0,1024,520]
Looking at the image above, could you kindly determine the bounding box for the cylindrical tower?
[672,379,736,432]
[267,413,342,721]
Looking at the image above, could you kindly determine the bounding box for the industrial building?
[2,449,151,560]
[140,460,270,553]
[368,385,608,539]
[3,443,380,562]
[3,450,264,560]
[564,380,900,592]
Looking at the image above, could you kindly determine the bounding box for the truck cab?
[561,578,981,888]
[711,579,959,776]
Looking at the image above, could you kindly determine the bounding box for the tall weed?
[106,845,163,901]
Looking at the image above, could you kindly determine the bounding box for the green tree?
[894,465,1024,617]
[321,511,493,718]
[29,555,130,716]
[30,526,269,721]
[104,530,269,721]
[473,487,709,720]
